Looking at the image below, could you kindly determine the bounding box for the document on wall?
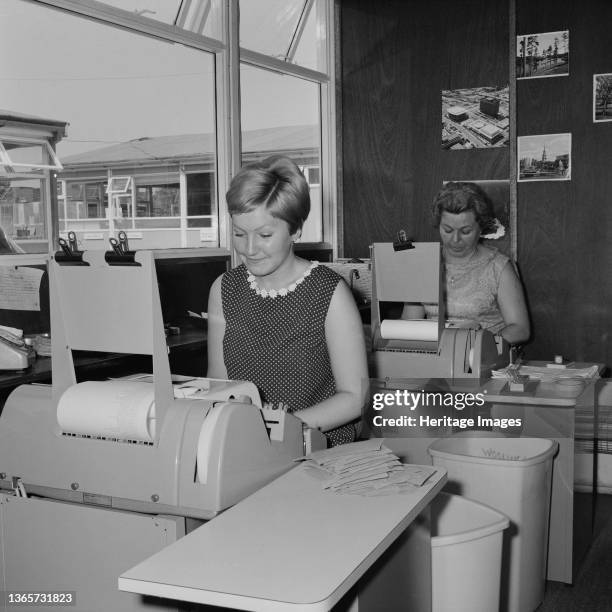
[0,265,44,311]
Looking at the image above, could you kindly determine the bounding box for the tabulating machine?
[0,249,323,612]
[370,242,509,382]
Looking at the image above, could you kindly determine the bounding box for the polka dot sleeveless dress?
[221,262,357,447]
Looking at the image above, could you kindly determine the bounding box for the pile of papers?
[492,364,599,383]
[299,439,437,496]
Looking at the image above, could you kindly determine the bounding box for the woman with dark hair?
[428,181,530,345]
[207,156,368,446]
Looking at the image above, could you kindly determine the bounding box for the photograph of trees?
[516,30,569,79]
[594,74,612,122]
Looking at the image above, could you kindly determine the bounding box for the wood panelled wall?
[340,0,612,368]
[516,0,612,367]
[340,0,509,257]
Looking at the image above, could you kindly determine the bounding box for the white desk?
[119,463,446,611]
[481,365,600,584]
[374,363,600,586]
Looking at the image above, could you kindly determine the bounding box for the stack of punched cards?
[298,439,437,496]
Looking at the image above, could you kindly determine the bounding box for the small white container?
[429,492,509,612]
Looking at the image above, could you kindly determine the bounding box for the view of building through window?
[0,0,330,255]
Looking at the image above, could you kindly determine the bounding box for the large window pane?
[1,0,334,257]
[239,0,326,72]
[240,64,322,242]
[1,0,216,251]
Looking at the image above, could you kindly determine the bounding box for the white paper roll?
[57,380,156,442]
[380,319,438,342]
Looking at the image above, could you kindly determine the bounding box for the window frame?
[0,137,63,175]
[105,176,132,195]
[0,129,62,262]
[15,0,336,260]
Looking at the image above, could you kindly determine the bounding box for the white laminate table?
[119,463,447,611]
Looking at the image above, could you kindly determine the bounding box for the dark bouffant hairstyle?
[431,182,496,234]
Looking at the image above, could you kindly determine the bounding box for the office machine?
[0,249,323,612]
[371,242,508,382]
[0,325,34,370]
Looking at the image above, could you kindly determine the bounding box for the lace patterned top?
[221,262,357,447]
[424,246,510,334]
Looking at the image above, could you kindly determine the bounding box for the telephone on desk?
[0,325,35,370]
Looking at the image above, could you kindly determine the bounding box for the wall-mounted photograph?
[516,30,569,79]
[594,73,612,122]
[441,85,509,150]
[517,133,571,182]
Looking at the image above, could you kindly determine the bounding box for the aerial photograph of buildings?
[441,85,509,150]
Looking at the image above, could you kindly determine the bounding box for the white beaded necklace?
[247,261,319,298]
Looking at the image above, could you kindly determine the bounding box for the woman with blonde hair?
[207,156,368,446]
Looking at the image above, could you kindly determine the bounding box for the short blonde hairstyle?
[226,155,310,234]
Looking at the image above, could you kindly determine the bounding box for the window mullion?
[320,0,337,255]
[215,0,241,254]
[179,165,188,247]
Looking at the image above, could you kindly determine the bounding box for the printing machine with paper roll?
[371,242,509,382]
[0,249,325,612]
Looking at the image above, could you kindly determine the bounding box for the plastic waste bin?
[429,492,509,612]
[428,434,558,612]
